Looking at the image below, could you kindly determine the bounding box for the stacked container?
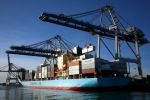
[47,65,56,78]
[82,45,95,54]
[79,54,93,60]
[47,66,50,78]
[42,66,47,78]
[72,46,82,55]
[35,66,41,79]
[57,54,67,70]
[82,58,98,74]
[37,66,42,79]
[81,58,111,74]
[29,70,35,80]
[34,72,37,79]
[110,61,127,73]
[29,72,32,80]
[39,73,42,79]
[25,70,29,80]
[57,53,73,70]
[68,60,81,75]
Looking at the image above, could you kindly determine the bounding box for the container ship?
[19,44,131,91]
[6,5,149,91]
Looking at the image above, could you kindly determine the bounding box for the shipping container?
[69,65,80,70]
[36,72,39,79]
[29,72,32,80]
[29,70,35,80]
[50,68,55,77]
[69,70,80,75]
[36,66,42,79]
[42,66,47,78]
[57,53,74,69]
[39,73,41,78]
[47,66,50,77]
[37,66,42,73]
[79,54,93,60]
[25,70,29,80]
[99,64,112,71]
[82,45,95,54]
[82,58,110,71]
[34,73,37,79]
[82,58,96,69]
[67,60,81,66]
[47,65,55,78]
[82,68,96,74]
[110,61,127,73]
[57,54,66,69]
[72,46,82,55]
[81,58,110,74]
[22,71,26,80]
[68,60,81,75]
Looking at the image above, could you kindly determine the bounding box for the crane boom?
[10,46,61,54]
[6,50,55,58]
[39,12,148,45]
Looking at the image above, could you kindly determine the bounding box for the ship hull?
[20,77,131,91]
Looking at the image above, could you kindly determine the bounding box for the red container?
[82,68,96,74]
[67,60,81,67]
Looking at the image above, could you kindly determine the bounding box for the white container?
[82,58,95,64]
[39,73,41,78]
[82,58,96,69]
[37,66,41,75]
[34,73,36,79]
[42,67,47,78]
[72,46,82,55]
[72,47,78,54]
[69,70,80,75]
[82,45,95,54]
[57,54,66,69]
[69,65,80,71]
[80,54,93,60]
[44,67,47,78]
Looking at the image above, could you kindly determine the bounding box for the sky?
[0,0,150,82]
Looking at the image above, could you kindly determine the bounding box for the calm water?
[0,86,150,100]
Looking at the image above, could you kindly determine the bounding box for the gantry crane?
[39,5,149,76]
[5,35,76,84]
[0,55,26,85]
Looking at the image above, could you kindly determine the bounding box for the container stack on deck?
[82,58,98,74]
[37,66,41,80]
[25,70,29,81]
[110,61,127,75]
[47,64,56,80]
[41,65,47,79]
[68,60,81,79]
[21,44,129,81]
[29,70,35,81]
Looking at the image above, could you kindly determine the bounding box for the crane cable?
[67,8,101,18]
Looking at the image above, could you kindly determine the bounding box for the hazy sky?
[0,0,150,82]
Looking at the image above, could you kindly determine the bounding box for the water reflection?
[0,86,150,100]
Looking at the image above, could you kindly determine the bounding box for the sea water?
[0,86,150,100]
